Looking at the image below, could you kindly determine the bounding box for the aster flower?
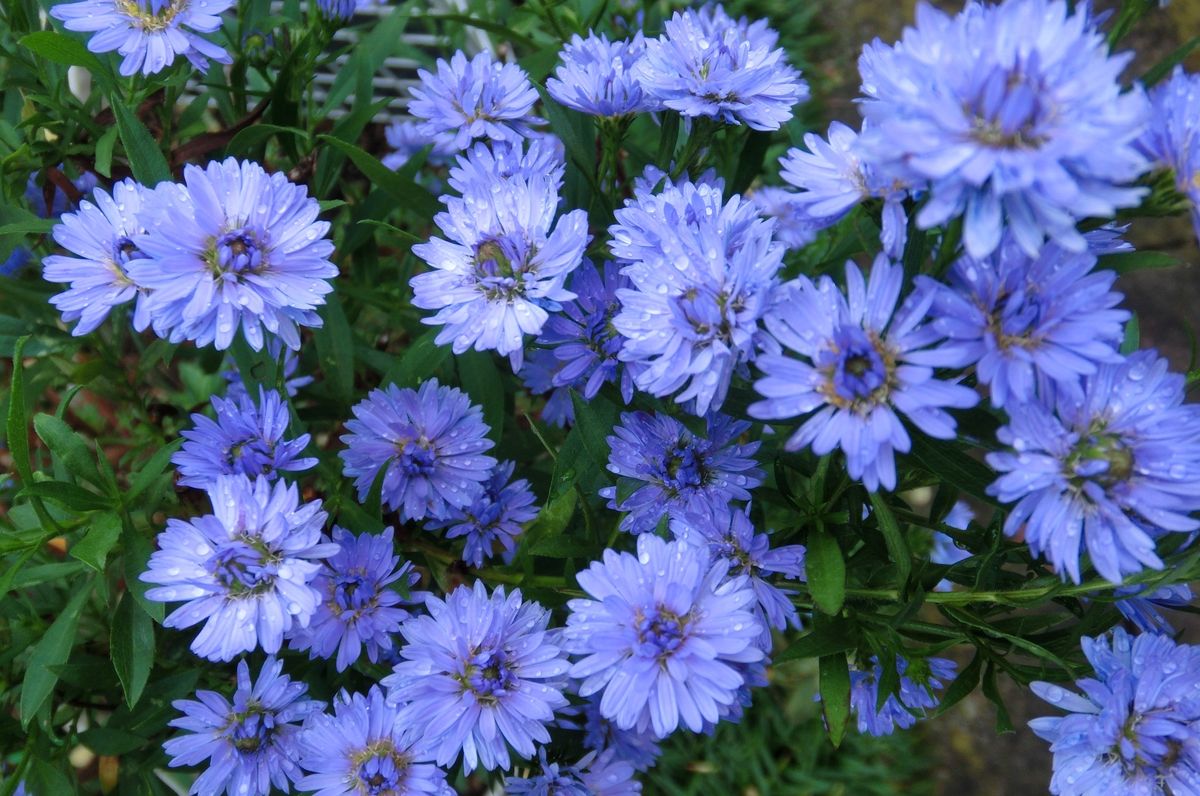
[411,172,589,371]
[930,500,973,592]
[172,387,316,489]
[296,687,451,796]
[408,50,544,152]
[858,0,1149,259]
[919,236,1129,409]
[224,341,313,400]
[126,158,337,351]
[314,0,374,22]
[778,121,909,257]
[1139,66,1200,246]
[847,654,956,736]
[382,119,458,173]
[446,137,566,198]
[751,255,979,491]
[50,0,233,77]
[288,527,424,671]
[163,657,322,796]
[600,411,764,535]
[339,380,497,522]
[520,260,639,425]
[565,535,765,739]
[25,168,99,219]
[425,460,538,568]
[635,4,808,130]
[582,696,662,771]
[547,32,657,118]
[610,174,784,415]
[1030,628,1200,795]
[1114,584,1194,635]
[42,178,153,336]
[519,351,576,427]
[140,475,337,661]
[383,581,570,773]
[986,351,1200,584]
[671,503,806,648]
[505,748,641,795]
[749,187,822,250]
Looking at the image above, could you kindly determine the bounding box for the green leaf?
[458,351,504,442]
[78,726,149,755]
[775,621,856,663]
[1121,313,1140,355]
[981,661,1014,733]
[935,650,983,716]
[21,480,113,511]
[357,218,423,244]
[1098,250,1179,274]
[20,31,106,73]
[806,529,846,615]
[6,336,35,486]
[569,391,617,472]
[909,435,1001,507]
[126,438,182,504]
[122,522,164,623]
[0,219,56,236]
[1142,35,1200,87]
[315,294,356,406]
[731,130,773,196]
[111,591,155,707]
[112,101,172,186]
[94,126,119,178]
[317,135,438,218]
[868,492,912,590]
[34,413,109,493]
[21,578,94,726]
[517,489,577,561]
[383,328,451,388]
[818,652,851,747]
[226,123,310,156]
[70,512,122,572]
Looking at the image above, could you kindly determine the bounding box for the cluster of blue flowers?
[28,0,1200,792]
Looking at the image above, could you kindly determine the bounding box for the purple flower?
[172,387,316,490]
[635,4,808,130]
[930,500,973,592]
[671,503,806,648]
[296,687,451,796]
[920,236,1129,409]
[288,527,424,671]
[547,32,658,117]
[25,168,99,218]
[339,380,496,522]
[847,654,956,736]
[382,120,457,172]
[425,460,538,568]
[565,535,765,739]
[600,411,764,535]
[749,187,822,251]
[445,137,566,197]
[1029,628,1200,795]
[986,351,1200,584]
[1140,66,1200,247]
[751,256,978,491]
[127,158,337,351]
[408,50,544,152]
[163,657,322,796]
[383,582,570,773]
[520,260,639,425]
[582,696,662,771]
[610,174,783,415]
[858,0,1149,259]
[140,475,338,661]
[1114,584,1194,635]
[505,748,641,795]
[43,178,152,336]
[411,166,589,371]
[50,0,233,76]
[778,121,909,257]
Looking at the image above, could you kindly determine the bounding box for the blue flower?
[751,256,979,491]
[565,535,765,738]
[930,500,973,592]
[600,411,764,535]
[1030,628,1200,795]
[520,260,639,425]
[411,165,589,371]
[172,387,317,490]
[671,503,806,647]
[505,749,641,795]
[127,158,337,351]
[425,460,538,568]
[635,4,808,130]
[25,167,99,218]
[858,0,1149,259]
[1114,584,1194,635]
[749,187,822,251]
[382,120,458,173]
[582,696,662,771]
[409,50,544,152]
[42,178,153,336]
[383,581,570,773]
[141,474,338,661]
[296,687,451,796]
[986,351,1200,584]
[50,0,233,76]
[224,341,313,400]
[610,174,783,414]
[547,32,658,117]
[163,657,322,796]
[314,0,370,22]
[778,121,909,257]
[339,379,497,522]
[1140,66,1200,247]
[288,527,425,672]
[446,137,566,198]
[920,236,1129,408]
[847,654,956,736]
